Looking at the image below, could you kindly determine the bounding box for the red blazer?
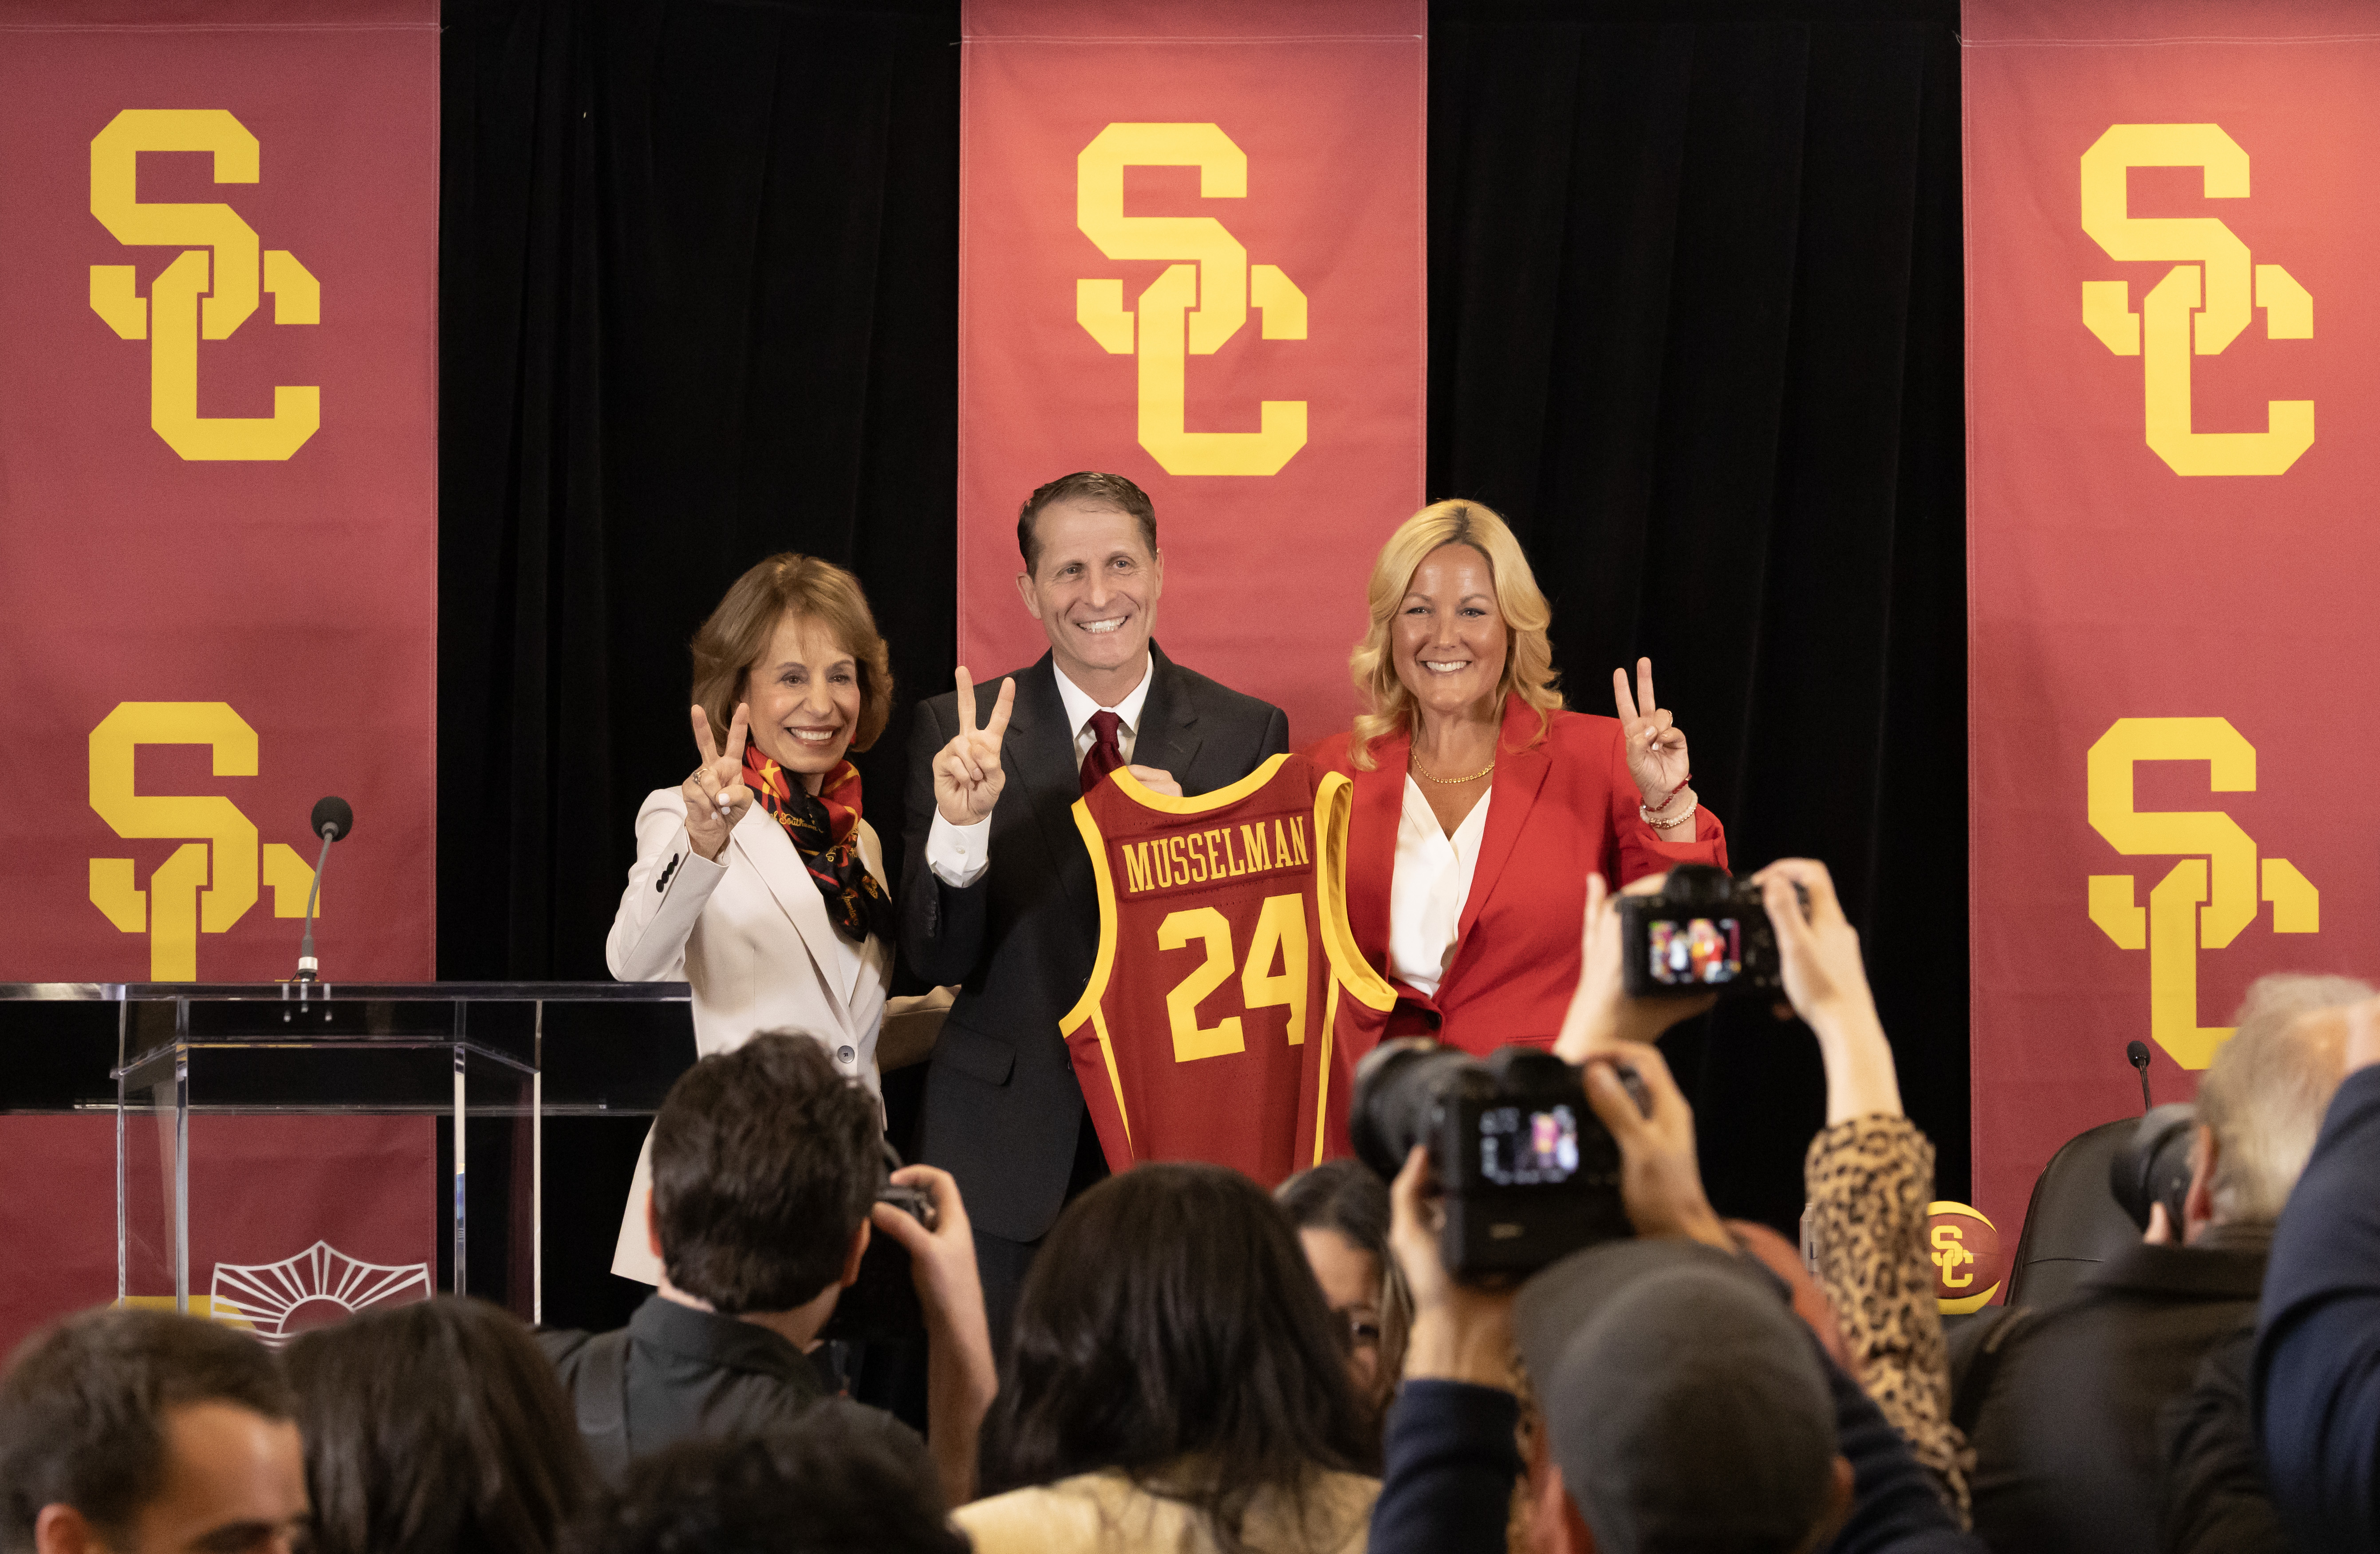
[1306,693,1728,1054]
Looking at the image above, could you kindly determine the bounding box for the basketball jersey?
[1059,753,1396,1187]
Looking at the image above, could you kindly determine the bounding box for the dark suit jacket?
[901,643,1289,1242]
[1959,1227,2271,1554]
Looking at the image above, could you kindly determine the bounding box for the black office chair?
[2002,1117,2144,1308]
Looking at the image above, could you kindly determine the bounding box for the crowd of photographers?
[6,856,2380,1554]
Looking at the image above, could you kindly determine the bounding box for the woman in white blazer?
[606,552,898,1284]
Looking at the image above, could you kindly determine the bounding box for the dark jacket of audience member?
[565,1416,962,1554]
[2254,1060,2380,1548]
[539,1035,929,1483]
[2158,1323,2286,1554]
[962,1162,1378,1554]
[286,1296,595,1554]
[0,1306,304,1554]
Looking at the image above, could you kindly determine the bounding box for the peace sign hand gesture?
[934,668,1015,825]
[1612,656,1692,808]
[683,702,753,862]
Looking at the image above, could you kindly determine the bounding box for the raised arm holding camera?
[1368,861,1985,1554]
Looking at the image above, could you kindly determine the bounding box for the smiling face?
[1392,542,1509,722]
[1014,499,1162,694]
[741,612,862,792]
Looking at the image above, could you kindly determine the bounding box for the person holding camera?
[540,1034,997,1510]
[1308,499,1727,1056]
[1948,974,2364,1554]
[1364,862,1983,1554]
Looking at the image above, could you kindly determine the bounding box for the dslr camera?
[817,1142,938,1344]
[2110,1102,2195,1235]
[1618,862,1788,999]
[1351,1040,1642,1281]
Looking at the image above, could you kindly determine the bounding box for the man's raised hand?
[682,702,752,862]
[933,668,1016,825]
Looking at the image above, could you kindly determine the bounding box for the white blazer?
[605,785,893,1283]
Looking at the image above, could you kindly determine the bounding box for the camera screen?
[1647,917,1744,986]
[1479,1104,1580,1186]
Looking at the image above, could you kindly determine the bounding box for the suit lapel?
[1000,656,1099,939]
[1348,727,1407,962]
[1134,643,1204,782]
[1454,695,1555,944]
[731,806,855,1034]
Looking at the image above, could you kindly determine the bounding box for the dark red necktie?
[1080,709,1126,794]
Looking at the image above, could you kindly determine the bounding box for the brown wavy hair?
[1347,499,1561,770]
[690,553,894,754]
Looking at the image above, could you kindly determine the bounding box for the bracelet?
[1641,793,1696,829]
[1658,773,1693,804]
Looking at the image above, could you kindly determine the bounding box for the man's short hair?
[0,1306,293,1554]
[568,1421,964,1554]
[2199,973,2369,1222]
[1016,471,1156,573]
[650,1032,882,1314]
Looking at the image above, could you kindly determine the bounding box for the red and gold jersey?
[1059,753,1395,1187]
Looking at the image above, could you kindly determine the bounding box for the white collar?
[1052,652,1155,739]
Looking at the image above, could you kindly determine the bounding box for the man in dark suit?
[901,471,1289,1344]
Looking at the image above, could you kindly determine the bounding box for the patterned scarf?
[741,745,894,945]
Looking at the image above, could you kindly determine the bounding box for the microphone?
[2126,1039,2154,1113]
[295,797,353,982]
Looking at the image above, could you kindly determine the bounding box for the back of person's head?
[650,1031,881,1313]
[0,1305,296,1554]
[984,1164,1372,1550]
[284,1296,594,1554]
[1514,1239,1851,1554]
[567,1420,965,1554]
[1276,1159,1410,1423]
[2199,973,2369,1223]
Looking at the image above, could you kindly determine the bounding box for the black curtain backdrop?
[438,0,1967,1297]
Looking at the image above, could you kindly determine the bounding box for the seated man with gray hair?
[1954,972,2367,1554]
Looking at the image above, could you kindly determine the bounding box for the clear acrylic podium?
[95,982,693,1329]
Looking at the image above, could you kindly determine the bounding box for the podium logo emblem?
[88,108,321,461]
[209,1240,431,1347]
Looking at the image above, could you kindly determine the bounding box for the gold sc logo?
[1076,123,1308,477]
[2080,124,2312,477]
[88,702,322,981]
[88,109,320,461]
[2086,718,2317,1069]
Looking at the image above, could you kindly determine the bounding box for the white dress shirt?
[926,654,1153,887]
[1387,775,1493,998]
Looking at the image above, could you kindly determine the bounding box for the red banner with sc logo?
[958,0,1426,744]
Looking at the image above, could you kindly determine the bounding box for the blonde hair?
[690,553,894,755]
[1347,500,1561,769]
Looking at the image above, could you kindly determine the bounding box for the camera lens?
[1350,1039,1480,1179]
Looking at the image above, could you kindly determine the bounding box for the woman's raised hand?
[934,668,1015,825]
[1612,656,1691,805]
[682,702,753,862]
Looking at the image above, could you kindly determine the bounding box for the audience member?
[1955,973,2362,1554]
[1278,1157,1411,1457]
[0,1306,306,1554]
[961,1162,1377,1554]
[565,1416,966,1554]
[1374,859,1986,1554]
[284,1295,594,1554]
[540,1033,995,1507]
[2252,994,2380,1549]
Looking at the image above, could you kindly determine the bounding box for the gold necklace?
[1411,752,1495,785]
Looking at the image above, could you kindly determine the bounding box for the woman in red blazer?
[1308,499,1728,1054]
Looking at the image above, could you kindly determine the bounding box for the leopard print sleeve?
[1804,1113,1974,1523]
